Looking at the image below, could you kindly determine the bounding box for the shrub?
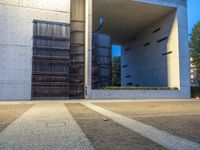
[191,86,200,98]
[97,86,178,90]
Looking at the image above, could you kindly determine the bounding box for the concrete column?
[177,3,191,97]
[85,0,93,99]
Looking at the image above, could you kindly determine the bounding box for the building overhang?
[93,0,176,43]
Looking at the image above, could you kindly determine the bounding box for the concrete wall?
[133,0,187,7]
[0,0,190,100]
[89,0,190,99]
[177,1,191,98]
[0,0,70,100]
[121,10,180,87]
[90,89,186,99]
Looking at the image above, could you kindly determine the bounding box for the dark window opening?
[125,75,132,78]
[162,51,172,56]
[144,42,150,47]
[123,65,128,68]
[124,47,131,51]
[127,83,133,86]
[157,37,168,43]
[153,28,161,33]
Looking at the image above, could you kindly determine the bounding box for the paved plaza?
[0,100,200,150]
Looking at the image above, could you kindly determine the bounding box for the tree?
[112,56,121,86]
[190,21,200,84]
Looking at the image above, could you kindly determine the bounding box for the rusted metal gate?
[32,0,85,99]
[32,20,70,99]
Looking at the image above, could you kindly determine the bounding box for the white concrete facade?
[121,10,180,87]
[0,0,70,100]
[88,0,190,99]
[0,0,190,100]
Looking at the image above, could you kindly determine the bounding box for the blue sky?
[188,0,200,34]
[112,0,200,57]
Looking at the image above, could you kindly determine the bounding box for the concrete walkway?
[1,100,200,150]
[0,103,94,150]
[82,102,200,150]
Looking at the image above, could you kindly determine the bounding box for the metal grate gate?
[32,20,70,99]
[32,0,86,99]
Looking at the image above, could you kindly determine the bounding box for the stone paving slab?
[0,104,32,132]
[0,103,94,150]
[82,102,200,150]
[93,101,200,117]
[93,101,200,144]
[134,115,200,144]
[65,103,165,150]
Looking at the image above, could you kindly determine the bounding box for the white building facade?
[0,0,191,100]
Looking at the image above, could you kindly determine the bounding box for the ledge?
[95,86,179,90]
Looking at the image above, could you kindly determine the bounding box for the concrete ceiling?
[93,0,175,44]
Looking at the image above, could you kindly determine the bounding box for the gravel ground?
[65,103,166,150]
[0,104,32,132]
[94,101,200,144]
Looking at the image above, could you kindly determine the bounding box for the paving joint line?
[127,113,200,118]
[81,102,200,150]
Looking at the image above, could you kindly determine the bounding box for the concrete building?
[190,57,200,86]
[0,0,190,100]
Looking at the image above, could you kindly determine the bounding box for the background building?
[190,57,200,86]
[0,0,191,100]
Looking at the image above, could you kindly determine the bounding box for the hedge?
[191,86,200,98]
[96,86,178,90]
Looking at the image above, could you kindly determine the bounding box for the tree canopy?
[190,21,200,83]
[112,56,121,86]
